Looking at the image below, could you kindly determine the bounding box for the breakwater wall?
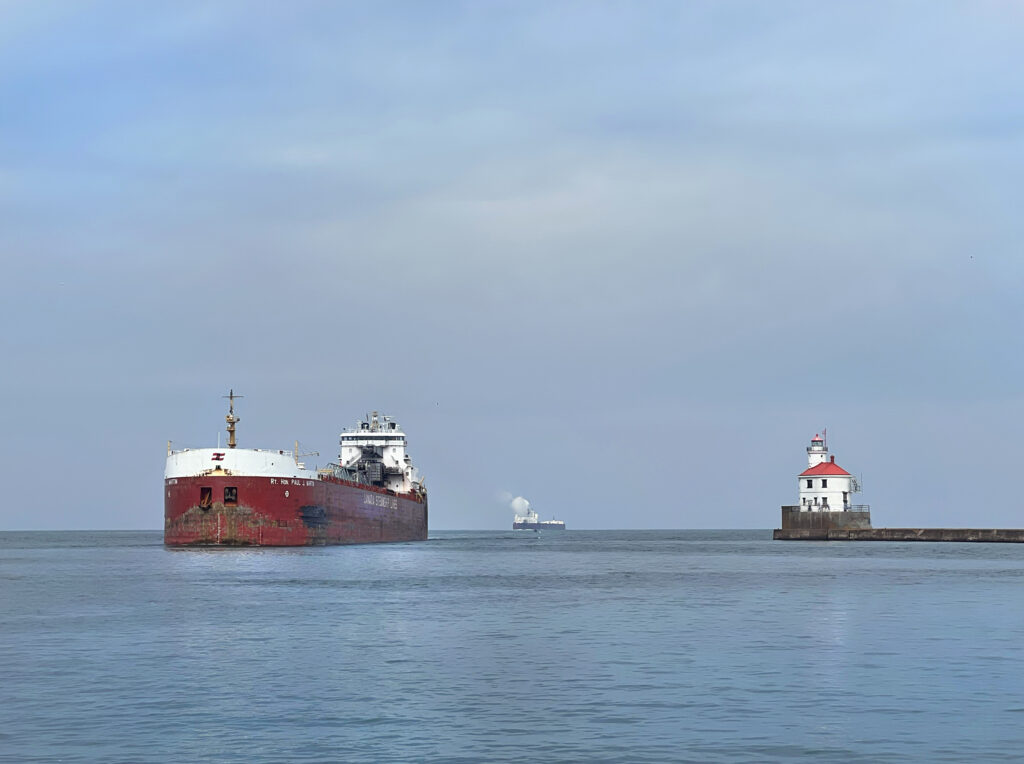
[774,527,1024,542]
[774,506,1024,542]
[780,507,871,532]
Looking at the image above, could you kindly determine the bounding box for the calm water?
[2,530,1024,763]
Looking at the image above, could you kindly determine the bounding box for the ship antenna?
[223,389,243,449]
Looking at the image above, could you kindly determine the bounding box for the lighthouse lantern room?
[797,433,859,511]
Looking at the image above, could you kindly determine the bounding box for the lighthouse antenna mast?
[223,389,243,449]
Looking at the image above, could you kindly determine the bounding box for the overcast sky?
[2,1,1023,530]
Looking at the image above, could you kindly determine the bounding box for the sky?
[2,1,1024,530]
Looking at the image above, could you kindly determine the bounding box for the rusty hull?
[165,475,427,546]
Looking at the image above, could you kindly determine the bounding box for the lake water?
[2,530,1023,762]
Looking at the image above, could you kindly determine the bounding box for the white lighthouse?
[797,433,860,511]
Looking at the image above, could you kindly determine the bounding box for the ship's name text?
[364,494,398,509]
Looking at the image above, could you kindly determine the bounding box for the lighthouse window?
[821,479,828,488]
[806,479,812,489]
[224,486,238,506]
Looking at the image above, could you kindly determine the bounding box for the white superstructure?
[338,411,423,494]
[514,508,541,525]
[166,397,424,495]
[796,433,862,511]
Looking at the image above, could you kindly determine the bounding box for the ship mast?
[224,389,243,448]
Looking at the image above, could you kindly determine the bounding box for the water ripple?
[3,530,1024,762]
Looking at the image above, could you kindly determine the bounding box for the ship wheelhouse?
[336,411,422,494]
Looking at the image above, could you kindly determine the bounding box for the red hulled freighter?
[164,392,428,546]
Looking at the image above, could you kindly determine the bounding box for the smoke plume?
[510,496,530,514]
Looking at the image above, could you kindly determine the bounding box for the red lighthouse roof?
[799,460,851,477]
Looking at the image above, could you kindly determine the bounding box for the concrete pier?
[778,507,871,532]
[774,527,1024,542]
[773,506,1024,542]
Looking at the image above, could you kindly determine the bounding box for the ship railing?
[168,446,299,456]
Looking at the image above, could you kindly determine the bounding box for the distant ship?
[513,508,565,530]
[164,392,427,546]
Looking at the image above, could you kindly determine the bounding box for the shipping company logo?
[211,452,226,461]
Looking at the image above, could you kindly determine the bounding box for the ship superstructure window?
[199,487,212,509]
[806,479,812,488]
[224,486,238,506]
[821,479,828,488]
